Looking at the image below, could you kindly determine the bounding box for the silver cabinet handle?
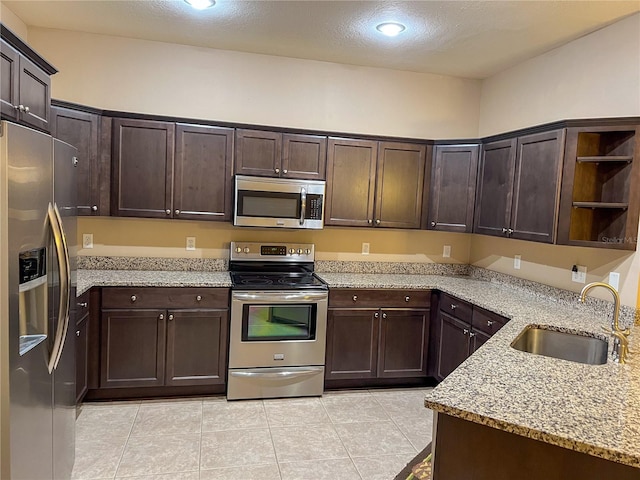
[502,228,508,233]
[283,169,288,174]
[374,312,379,318]
[507,228,514,235]
[487,320,494,327]
[175,209,180,215]
[405,296,410,302]
[130,295,137,302]
[450,304,457,310]
[77,302,88,308]
[431,221,436,227]
[375,219,381,225]
[168,314,174,321]
[72,157,79,167]
[382,312,387,319]
[91,205,98,212]
[165,209,171,215]
[469,332,476,337]
[367,219,372,224]
[76,330,80,337]
[275,168,280,174]
[352,295,358,302]
[196,295,202,302]
[463,328,469,335]
[159,314,164,320]
[24,106,30,113]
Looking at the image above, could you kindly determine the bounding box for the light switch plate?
[443,245,451,258]
[362,243,370,255]
[608,272,620,290]
[186,237,196,251]
[572,265,587,283]
[82,233,93,249]
[514,255,521,270]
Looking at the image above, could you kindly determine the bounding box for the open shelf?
[572,202,628,209]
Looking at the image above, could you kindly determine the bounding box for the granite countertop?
[318,272,640,469]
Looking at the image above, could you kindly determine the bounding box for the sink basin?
[510,326,608,365]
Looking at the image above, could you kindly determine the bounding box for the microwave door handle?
[300,187,307,225]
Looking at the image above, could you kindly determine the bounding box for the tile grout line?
[111,402,140,479]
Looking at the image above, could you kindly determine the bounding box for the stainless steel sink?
[510,326,608,365]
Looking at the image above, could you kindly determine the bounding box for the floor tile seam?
[386,414,420,455]
[115,465,200,479]
[264,410,284,480]
[127,430,203,438]
[112,404,145,479]
[276,455,364,479]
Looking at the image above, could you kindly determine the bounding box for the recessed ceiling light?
[376,22,406,37]
[184,0,215,10]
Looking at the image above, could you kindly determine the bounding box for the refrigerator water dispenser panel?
[18,247,48,355]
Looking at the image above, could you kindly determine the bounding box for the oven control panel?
[230,242,315,261]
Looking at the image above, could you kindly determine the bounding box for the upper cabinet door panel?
[51,107,100,216]
[376,142,426,229]
[325,137,377,227]
[510,130,565,243]
[111,118,175,218]
[282,133,327,180]
[428,145,479,232]
[0,40,19,120]
[474,139,517,237]
[17,55,51,131]
[174,124,234,221]
[235,129,282,177]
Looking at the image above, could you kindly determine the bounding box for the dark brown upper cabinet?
[474,130,564,243]
[1,38,53,132]
[557,125,640,250]
[51,107,102,216]
[325,138,427,228]
[111,119,233,220]
[235,129,327,180]
[427,144,479,233]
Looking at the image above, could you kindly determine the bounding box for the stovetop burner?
[231,272,327,290]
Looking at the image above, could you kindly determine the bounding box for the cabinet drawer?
[102,287,230,309]
[329,289,430,308]
[471,307,508,336]
[439,293,472,323]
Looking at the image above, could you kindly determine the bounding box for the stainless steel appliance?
[227,242,328,400]
[0,121,77,479]
[234,175,325,229]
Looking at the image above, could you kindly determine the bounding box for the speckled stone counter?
[76,270,232,295]
[317,272,640,469]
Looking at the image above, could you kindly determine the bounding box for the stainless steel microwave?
[234,175,326,229]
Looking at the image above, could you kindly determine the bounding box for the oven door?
[229,290,328,369]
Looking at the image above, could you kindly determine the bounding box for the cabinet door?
[174,124,233,221]
[470,329,491,354]
[325,138,377,227]
[0,40,19,121]
[235,129,282,177]
[165,309,229,386]
[282,133,327,180]
[378,309,429,378]
[510,130,565,243]
[75,312,89,403]
[17,55,51,132]
[111,119,175,218]
[474,139,516,237]
[51,107,101,216]
[100,309,166,388]
[325,308,378,380]
[436,311,471,380]
[428,145,479,232]
[375,142,427,229]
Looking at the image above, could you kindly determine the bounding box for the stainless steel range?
[227,242,328,400]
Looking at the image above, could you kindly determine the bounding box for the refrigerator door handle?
[46,203,71,373]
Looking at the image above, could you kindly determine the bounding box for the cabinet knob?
[168,314,174,321]
[196,295,202,302]
[507,228,514,235]
[275,168,280,174]
[487,320,494,327]
[450,304,457,310]
[24,106,30,113]
[175,209,180,215]
[159,313,164,320]
[283,169,288,174]
[382,312,387,319]
[430,221,436,227]
[72,157,79,167]
[469,332,476,337]
[374,312,379,318]
[352,295,358,302]
[165,209,171,215]
[375,219,381,225]
[405,296,410,302]
[130,295,137,303]
[76,330,80,337]
[367,219,372,224]
[502,228,508,234]
[91,205,98,212]
[77,302,88,308]
[463,328,469,335]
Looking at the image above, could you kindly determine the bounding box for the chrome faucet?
[579,282,631,364]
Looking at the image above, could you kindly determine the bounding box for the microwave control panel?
[306,195,323,220]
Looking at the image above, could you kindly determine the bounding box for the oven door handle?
[232,291,328,302]
[230,367,323,379]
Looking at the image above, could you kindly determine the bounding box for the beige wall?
[26,27,481,140]
[478,12,640,137]
[77,217,472,265]
[0,2,28,41]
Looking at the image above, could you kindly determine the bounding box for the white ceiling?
[4,1,640,79]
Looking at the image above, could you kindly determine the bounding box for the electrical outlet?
[82,233,93,249]
[443,245,451,258]
[361,242,370,255]
[514,255,521,270]
[186,237,196,251]
[572,265,587,283]
[608,272,620,290]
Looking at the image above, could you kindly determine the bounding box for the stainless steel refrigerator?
[0,120,77,479]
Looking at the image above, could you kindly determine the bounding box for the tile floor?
[71,388,434,480]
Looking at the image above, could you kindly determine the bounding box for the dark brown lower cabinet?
[378,309,429,378]
[437,312,471,380]
[75,304,90,403]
